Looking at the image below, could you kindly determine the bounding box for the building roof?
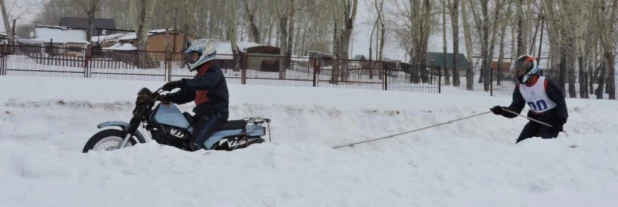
[59,17,117,35]
[352,55,366,60]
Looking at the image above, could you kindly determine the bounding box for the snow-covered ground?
[1,76,617,207]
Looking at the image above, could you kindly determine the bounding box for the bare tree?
[328,0,358,83]
[286,0,296,70]
[460,0,474,90]
[0,0,12,44]
[0,0,39,43]
[242,0,262,43]
[373,0,385,62]
[594,0,617,99]
[130,0,158,68]
[74,0,102,43]
[449,0,460,86]
[393,0,435,84]
[468,0,492,91]
[440,0,450,85]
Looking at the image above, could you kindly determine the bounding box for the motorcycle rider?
[158,40,230,151]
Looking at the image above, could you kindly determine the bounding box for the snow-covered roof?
[116,28,175,41]
[91,33,126,42]
[28,26,89,44]
[212,41,262,60]
[102,42,136,51]
[216,41,262,55]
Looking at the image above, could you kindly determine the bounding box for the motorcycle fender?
[97,121,130,130]
[97,121,148,144]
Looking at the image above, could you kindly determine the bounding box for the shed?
[426,52,468,75]
[59,17,117,35]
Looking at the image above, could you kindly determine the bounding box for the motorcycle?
[82,87,272,153]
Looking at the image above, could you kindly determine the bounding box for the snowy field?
[1,76,617,207]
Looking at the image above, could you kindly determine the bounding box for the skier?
[157,40,230,151]
[489,55,568,143]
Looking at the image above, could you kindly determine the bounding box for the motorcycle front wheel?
[82,128,138,153]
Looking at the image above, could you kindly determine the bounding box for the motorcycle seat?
[221,120,247,130]
[182,112,246,130]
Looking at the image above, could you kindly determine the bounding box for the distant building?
[16,25,90,56]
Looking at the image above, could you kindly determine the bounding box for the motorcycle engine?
[153,125,190,149]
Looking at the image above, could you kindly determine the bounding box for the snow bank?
[1,76,617,207]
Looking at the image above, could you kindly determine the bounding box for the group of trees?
[0,0,616,98]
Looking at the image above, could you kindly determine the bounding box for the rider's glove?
[162,80,183,91]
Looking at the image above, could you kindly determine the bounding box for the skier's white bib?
[518,76,557,113]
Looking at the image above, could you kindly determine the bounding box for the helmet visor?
[183,51,201,64]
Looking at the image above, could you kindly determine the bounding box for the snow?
[91,33,127,42]
[103,42,137,51]
[1,75,618,207]
[216,41,263,56]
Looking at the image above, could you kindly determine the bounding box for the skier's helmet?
[510,55,540,84]
[184,39,217,71]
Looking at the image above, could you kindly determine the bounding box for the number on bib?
[527,100,548,111]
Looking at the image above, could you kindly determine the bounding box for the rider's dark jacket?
[164,62,229,117]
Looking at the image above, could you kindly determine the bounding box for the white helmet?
[184,39,217,71]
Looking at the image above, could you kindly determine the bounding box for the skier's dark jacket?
[501,75,568,124]
[164,62,229,117]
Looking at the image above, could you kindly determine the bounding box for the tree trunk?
[460,0,474,90]
[369,20,376,79]
[131,0,159,69]
[480,0,490,91]
[242,0,261,43]
[229,0,240,72]
[336,0,358,82]
[331,21,340,84]
[0,0,14,45]
[286,0,295,70]
[451,0,460,86]
[578,55,587,98]
[485,0,501,89]
[442,0,450,85]
[595,56,606,99]
[516,0,524,56]
[278,15,288,79]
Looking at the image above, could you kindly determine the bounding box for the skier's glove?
[490,105,505,115]
[162,80,183,91]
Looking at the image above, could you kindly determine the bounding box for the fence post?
[241,53,247,85]
[384,62,388,91]
[83,46,90,78]
[0,44,5,76]
[439,66,442,93]
[490,69,494,96]
[312,57,318,87]
[165,50,172,82]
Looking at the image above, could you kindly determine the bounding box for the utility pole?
[10,19,15,47]
[173,8,177,54]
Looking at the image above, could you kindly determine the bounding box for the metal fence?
[0,44,443,93]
